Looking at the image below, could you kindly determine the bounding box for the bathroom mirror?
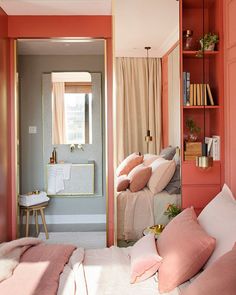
[51,72,93,145]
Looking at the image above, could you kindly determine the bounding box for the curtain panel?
[52,82,66,144]
[116,57,162,165]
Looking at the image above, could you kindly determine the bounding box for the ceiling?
[114,0,179,57]
[0,0,112,15]
[17,39,104,55]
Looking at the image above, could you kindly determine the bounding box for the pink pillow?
[143,154,160,166]
[117,175,130,192]
[128,164,152,192]
[197,184,236,269]
[116,153,143,176]
[130,233,162,283]
[147,159,176,194]
[181,243,236,295]
[157,207,216,293]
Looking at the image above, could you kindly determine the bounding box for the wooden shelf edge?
[183,50,219,57]
[183,105,220,109]
[182,159,221,164]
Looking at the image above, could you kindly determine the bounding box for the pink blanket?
[0,243,76,295]
[117,188,154,241]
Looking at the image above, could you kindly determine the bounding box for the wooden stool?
[20,202,49,239]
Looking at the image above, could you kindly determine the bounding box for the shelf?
[183,105,220,109]
[183,50,219,58]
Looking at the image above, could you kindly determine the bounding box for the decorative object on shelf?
[184,142,202,161]
[183,72,191,105]
[196,1,213,169]
[186,118,201,142]
[200,33,219,51]
[183,30,194,51]
[144,46,153,152]
[164,203,182,220]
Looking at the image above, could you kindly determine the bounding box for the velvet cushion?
[130,234,162,284]
[116,153,143,177]
[160,146,176,160]
[181,243,236,295]
[116,175,130,192]
[128,164,152,192]
[164,161,181,195]
[197,184,236,269]
[147,159,176,194]
[157,207,216,293]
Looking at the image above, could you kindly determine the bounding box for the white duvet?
[58,246,185,295]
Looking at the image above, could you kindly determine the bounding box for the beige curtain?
[52,82,66,144]
[116,57,162,165]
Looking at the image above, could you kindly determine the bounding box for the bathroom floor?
[38,231,106,248]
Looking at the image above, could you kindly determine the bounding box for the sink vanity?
[46,162,95,196]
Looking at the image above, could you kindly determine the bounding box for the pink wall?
[224,0,236,196]
[6,15,114,245]
[0,7,10,242]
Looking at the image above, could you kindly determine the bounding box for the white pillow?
[198,184,236,269]
[147,158,176,194]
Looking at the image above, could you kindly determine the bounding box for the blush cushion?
[116,153,143,177]
[197,184,236,269]
[157,207,216,293]
[128,164,152,192]
[116,175,130,192]
[147,159,176,194]
[130,233,162,284]
[143,154,160,166]
[181,243,236,295]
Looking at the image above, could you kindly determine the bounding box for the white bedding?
[117,189,181,241]
[64,246,186,295]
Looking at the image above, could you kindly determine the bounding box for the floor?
[38,231,106,248]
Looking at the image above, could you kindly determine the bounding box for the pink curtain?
[52,82,66,144]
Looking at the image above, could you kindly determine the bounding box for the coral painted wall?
[224,0,236,196]
[0,7,10,242]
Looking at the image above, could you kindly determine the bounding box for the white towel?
[55,163,71,180]
[47,164,72,194]
[19,191,49,207]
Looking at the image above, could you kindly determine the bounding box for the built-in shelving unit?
[180,0,224,213]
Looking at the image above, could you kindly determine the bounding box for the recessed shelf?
[183,50,219,57]
[183,105,220,109]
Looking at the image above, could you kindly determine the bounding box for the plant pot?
[200,40,215,51]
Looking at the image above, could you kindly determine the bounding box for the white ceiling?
[114,0,179,57]
[0,0,112,15]
[17,39,104,55]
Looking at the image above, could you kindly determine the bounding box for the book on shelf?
[206,84,215,106]
[183,72,190,105]
[205,135,220,160]
[187,83,215,106]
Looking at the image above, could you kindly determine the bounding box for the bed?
[0,238,187,295]
[116,148,181,242]
[117,189,181,241]
[1,184,235,295]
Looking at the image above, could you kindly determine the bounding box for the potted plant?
[200,33,219,51]
[164,204,182,220]
[186,118,201,142]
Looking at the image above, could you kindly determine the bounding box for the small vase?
[188,133,198,142]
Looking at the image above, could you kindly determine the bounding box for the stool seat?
[20,202,49,239]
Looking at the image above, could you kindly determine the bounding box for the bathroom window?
[64,93,92,144]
